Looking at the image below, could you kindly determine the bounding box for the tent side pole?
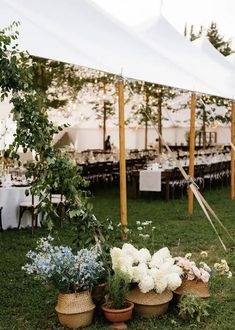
[117,78,127,238]
[230,101,235,200]
[188,93,196,214]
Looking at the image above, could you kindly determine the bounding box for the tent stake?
[117,78,127,239]
[188,93,196,214]
[230,101,235,200]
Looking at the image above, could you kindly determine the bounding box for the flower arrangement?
[174,254,211,283]
[22,236,104,293]
[110,244,182,294]
[214,259,232,278]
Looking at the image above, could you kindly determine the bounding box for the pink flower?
[187,271,195,281]
[199,268,210,283]
[191,265,201,278]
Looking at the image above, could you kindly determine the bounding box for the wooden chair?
[18,195,38,234]
[50,193,66,227]
[0,206,3,232]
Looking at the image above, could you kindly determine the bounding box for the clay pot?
[101,301,134,329]
[127,287,173,318]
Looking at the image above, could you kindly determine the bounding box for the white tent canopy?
[137,14,235,100]
[192,36,235,99]
[0,0,232,99]
[226,53,235,67]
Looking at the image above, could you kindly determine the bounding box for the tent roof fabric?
[138,15,235,100]
[0,0,233,98]
[192,37,234,72]
[226,53,235,67]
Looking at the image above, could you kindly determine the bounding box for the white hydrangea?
[137,248,151,263]
[110,247,123,270]
[155,247,171,260]
[171,265,183,276]
[153,273,168,294]
[139,275,155,293]
[149,255,163,268]
[132,263,148,282]
[122,243,139,264]
[150,247,171,268]
[147,267,159,278]
[166,273,182,291]
[158,259,175,273]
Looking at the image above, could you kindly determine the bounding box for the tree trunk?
[103,102,107,150]
[144,119,148,149]
[202,105,207,150]
[158,94,162,154]
[144,93,149,149]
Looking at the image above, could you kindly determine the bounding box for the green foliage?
[0,22,33,100]
[106,271,130,309]
[178,293,210,323]
[207,22,233,56]
[70,207,104,249]
[0,23,101,239]
[185,22,233,56]
[31,56,87,109]
[0,186,235,329]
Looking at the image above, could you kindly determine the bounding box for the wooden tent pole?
[117,78,127,238]
[230,101,235,200]
[188,93,196,214]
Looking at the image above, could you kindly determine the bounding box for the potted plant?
[178,293,210,322]
[101,271,134,329]
[174,253,211,299]
[22,236,104,329]
[110,244,182,317]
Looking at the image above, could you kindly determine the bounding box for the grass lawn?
[0,184,234,329]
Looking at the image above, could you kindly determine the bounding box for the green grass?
[0,184,235,329]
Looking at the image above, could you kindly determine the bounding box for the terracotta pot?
[101,301,134,329]
[55,291,95,329]
[173,279,210,302]
[127,287,173,318]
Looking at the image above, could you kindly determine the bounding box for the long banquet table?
[0,186,37,230]
[133,157,231,201]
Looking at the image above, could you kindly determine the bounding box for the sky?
[92,0,235,45]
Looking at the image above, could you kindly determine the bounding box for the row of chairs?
[163,161,231,200]
[80,159,147,183]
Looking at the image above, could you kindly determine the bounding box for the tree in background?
[31,57,88,110]
[130,81,176,152]
[184,22,233,148]
[87,73,116,150]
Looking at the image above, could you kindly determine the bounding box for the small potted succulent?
[22,236,104,329]
[101,271,134,329]
[178,293,210,322]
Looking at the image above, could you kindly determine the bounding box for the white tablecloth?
[139,170,162,192]
[0,186,39,230]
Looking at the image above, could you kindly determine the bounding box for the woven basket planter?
[55,291,95,329]
[127,287,173,318]
[174,279,210,302]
